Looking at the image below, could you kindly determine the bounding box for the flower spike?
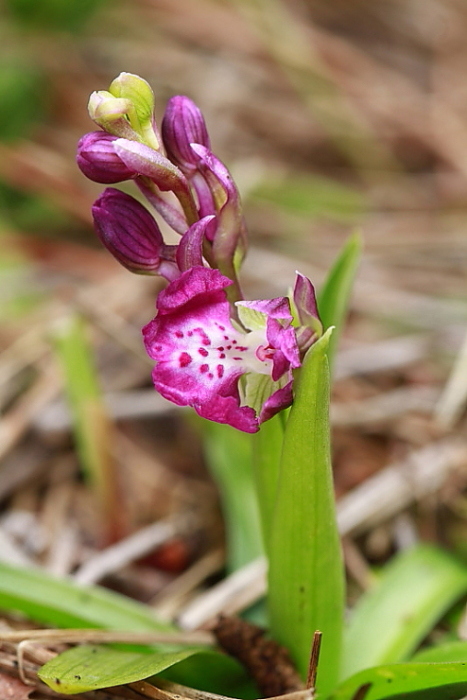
[78,74,323,431]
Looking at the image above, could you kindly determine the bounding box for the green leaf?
[317,232,362,371]
[201,420,263,572]
[163,650,256,697]
[52,315,121,540]
[342,545,467,679]
[412,641,467,663]
[0,563,254,696]
[38,644,200,694]
[0,561,174,631]
[268,328,344,697]
[251,412,284,550]
[328,662,467,700]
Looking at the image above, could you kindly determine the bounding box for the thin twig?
[305,631,322,692]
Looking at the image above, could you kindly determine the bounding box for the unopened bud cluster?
[77,72,243,284]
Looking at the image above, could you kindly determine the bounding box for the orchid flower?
[143,266,319,433]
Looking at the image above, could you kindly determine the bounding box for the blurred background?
[1,0,467,605]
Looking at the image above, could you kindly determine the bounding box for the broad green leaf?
[39,644,200,694]
[0,565,253,696]
[328,662,467,700]
[251,412,284,550]
[163,650,256,697]
[0,561,174,631]
[202,420,263,571]
[318,232,362,370]
[268,328,344,697]
[342,545,467,679]
[412,641,467,663]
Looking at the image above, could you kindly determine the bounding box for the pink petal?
[259,380,294,424]
[196,394,259,433]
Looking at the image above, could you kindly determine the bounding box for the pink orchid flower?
[143,266,303,433]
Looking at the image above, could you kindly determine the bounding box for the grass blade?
[412,641,467,663]
[52,315,123,542]
[268,328,344,697]
[0,561,174,631]
[342,544,467,679]
[318,232,362,371]
[202,420,263,572]
[329,662,467,700]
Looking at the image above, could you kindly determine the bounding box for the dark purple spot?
[187,331,193,337]
[218,346,224,351]
[194,327,211,346]
[218,325,225,331]
[233,357,242,361]
[208,373,214,379]
[237,346,248,352]
[217,365,224,378]
[200,364,209,373]
[198,348,209,357]
[179,352,192,367]
[223,335,229,340]
[226,345,232,350]
[232,339,237,344]
[219,353,226,359]
[175,330,184,338]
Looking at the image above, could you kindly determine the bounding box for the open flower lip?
[143,266,302,432]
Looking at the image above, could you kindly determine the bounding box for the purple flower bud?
[293,273,323,352]
[161,96,210,174]
[293,274,322,331]
[92,188,178,279]
[190,144,247,268]
[77,132,134,184]
[176,215,216,272]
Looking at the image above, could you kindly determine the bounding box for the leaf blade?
[38,645,200,694]
[411,641,467,664]
[342,544,467,679]
[251,412,284,550]
[318,232,362,370]
[268,328,345,697]
[329,662,467,700]
[0,561,174,631]
[202,421,263,572]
